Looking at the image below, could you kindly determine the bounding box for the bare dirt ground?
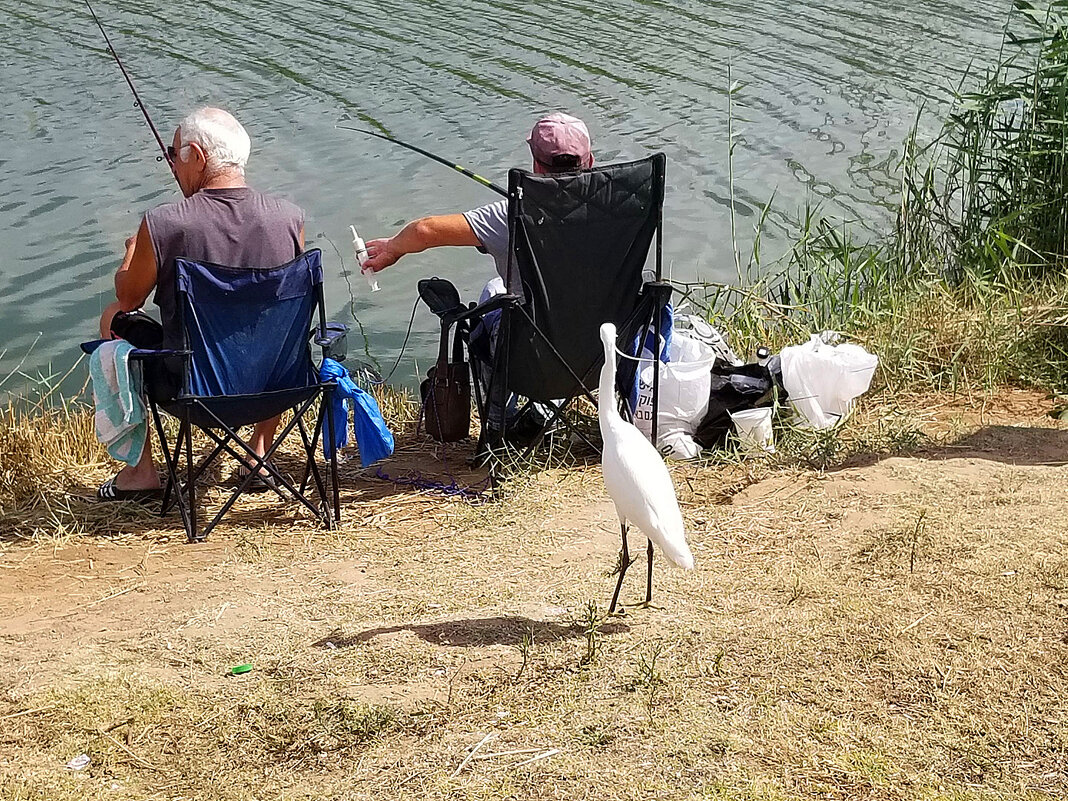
[2,388,1067,800]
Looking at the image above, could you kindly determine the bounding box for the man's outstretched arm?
[363,214,481,272]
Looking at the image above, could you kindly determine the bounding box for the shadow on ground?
[314,615,630,649]
[836,424,1068,472]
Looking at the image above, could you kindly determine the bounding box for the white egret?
[597,322,693,613]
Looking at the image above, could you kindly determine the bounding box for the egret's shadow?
[313,615,630,649]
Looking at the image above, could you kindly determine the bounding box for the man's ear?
[187,141,208,168]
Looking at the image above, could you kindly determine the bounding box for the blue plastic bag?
[319,358,395,467]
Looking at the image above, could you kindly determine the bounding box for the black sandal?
[96,477,162,504]
[236,466,278,493]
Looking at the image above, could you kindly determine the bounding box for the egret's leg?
[608,521,630,614]
[644,539,654,606]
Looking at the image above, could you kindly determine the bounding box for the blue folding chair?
[84,249,342,542]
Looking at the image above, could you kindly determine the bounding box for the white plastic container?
[729,407,776,454]
[350,225,379,292]
[633,332,715,459]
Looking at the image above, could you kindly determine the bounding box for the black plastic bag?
[693,358,784,450]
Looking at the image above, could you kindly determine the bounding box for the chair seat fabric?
[174,252,323,427]
[502,154,665,402]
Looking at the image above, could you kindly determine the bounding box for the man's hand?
[362,237,402,273]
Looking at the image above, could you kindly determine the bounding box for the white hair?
[177,107,251,175]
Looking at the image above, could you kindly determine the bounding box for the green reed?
[692,0,1068,396]
[899,0,1068,285]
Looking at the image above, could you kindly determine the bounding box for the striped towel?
[89,340,147,466]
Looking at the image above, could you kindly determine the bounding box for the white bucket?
[729,407,775,454]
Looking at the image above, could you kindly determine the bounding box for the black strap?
[451,320,466,364]
[434,322,448,372]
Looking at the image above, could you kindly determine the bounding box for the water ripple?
[0,0,1007,384]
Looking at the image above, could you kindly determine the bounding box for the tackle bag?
[420,320,471,442]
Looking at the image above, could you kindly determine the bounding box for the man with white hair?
[97,106,305,501]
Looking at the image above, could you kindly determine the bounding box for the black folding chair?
[431,154,672,481]
[83,249,342,542]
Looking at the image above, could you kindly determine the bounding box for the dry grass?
[1,386,1067,800]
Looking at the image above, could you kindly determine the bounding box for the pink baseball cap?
[527,112,593,170]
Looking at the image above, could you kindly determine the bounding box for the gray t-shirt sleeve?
[462,199,509,268]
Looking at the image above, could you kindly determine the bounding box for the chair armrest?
[444,293,522,325]
[312,323,349,348]
[311,323,349,361]
[80,339,190,360]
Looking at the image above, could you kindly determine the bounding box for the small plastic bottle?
[756,346,771,367]
[350,225,379,292]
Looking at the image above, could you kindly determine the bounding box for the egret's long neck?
[599,340,622,428]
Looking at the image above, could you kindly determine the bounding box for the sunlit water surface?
[0,0,1006,391]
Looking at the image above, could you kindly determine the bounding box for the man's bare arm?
[114,218,157,311]
[362,214,480,272]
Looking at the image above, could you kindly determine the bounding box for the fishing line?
[319,231,378,370]
[84,2,382,381]
[85,0,180,322]
[376,297,421,385]
[319,229,420,386]
[330,124,505,388]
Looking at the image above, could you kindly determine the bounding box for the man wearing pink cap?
[363,113,593,436]
[362,112,593,286]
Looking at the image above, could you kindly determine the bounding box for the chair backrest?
[175,249,323,399]
[502,153,665,401]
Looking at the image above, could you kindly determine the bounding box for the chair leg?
[151,402,192,536]
[517,396,600,464]
[300,400,327,496]
[330,444,340,527]
[486,311,511,456]
[161,414,186,516]
[183,411,199,543]
[327,393,340,524]
[198,396,326,522]
[297,411,331,529]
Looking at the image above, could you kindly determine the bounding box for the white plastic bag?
[676,315,743,366]
[779,335,879,429]
[633,333,714,458]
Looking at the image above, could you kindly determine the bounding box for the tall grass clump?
[899,0,1068,284]
[696,0,1068,396]
[0,399,102,520]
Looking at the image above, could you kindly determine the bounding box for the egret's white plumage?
[598,323,694,577]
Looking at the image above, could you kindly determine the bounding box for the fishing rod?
[337,124,507,197]
[84,0,175,176]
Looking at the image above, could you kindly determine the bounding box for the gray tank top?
[144,187,304,348]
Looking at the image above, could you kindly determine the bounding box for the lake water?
[0,0,1006,392]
